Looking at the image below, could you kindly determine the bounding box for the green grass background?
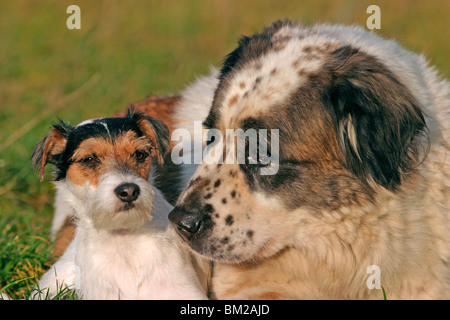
[0,0,448,299]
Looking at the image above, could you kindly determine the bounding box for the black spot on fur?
[214,179,221,188]
[225,215,234,226]
[220,237,230,244]
[204,204,214,214]
[246,230,254,239]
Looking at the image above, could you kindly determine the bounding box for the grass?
[0,0,448,299]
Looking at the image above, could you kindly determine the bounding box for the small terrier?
[31,110,206,299]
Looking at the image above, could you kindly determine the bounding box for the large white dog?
[168,21,449,299]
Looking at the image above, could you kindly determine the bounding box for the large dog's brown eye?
[134,150,148,163]
[80,155,100,167]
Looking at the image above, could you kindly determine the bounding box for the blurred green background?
[0,0,448,298]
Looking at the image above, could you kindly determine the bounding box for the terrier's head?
[32,109,169,230]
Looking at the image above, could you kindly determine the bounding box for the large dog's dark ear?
[326,46,428,190]
[127,107,169,164]
[31,120,72,181]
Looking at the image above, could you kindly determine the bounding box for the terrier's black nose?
[114,183,140,203]
[169,206,208,240]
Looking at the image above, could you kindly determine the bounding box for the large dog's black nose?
[114,183,140,203]
[169,206,209,240]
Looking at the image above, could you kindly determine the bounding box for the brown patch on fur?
[66,162,96,187]
[273,42,286,51]
[302,45,313,54]
[297,68,307,76]
[239,82,246,89]
[292,59,301,68]
[52,217,77,257]
[248,292,280,300]
[228,94,239,108]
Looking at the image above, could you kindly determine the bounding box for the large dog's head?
[169,21,428,263]
[32,109,169,230]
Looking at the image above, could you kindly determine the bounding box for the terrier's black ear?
[31,120,73,181]
[127,107,169,164]
[142,116,170,164]
[326,46,428,189]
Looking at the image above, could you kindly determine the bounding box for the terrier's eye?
[134,150,148,163]
[80,155,99,167]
